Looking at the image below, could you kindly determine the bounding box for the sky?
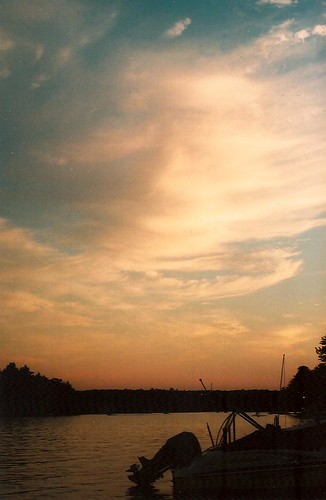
[0,0,325,390]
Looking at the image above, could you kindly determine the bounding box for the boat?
[173,447,326,498]
[127,410,326,498]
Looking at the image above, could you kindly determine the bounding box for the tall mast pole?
[279,354,285,391]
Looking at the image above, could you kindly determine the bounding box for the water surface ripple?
[0,412,297,498]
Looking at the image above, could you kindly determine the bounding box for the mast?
[279,354,285,391]
[275,354,285,427]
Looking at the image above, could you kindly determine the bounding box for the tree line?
[1,335,325,417]
[0,362,75,416]
[284,334,326,415]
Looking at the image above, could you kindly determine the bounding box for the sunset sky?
[1,0,325,390]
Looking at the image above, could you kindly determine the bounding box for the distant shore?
[1,383,283,417]
[2,361,325,417]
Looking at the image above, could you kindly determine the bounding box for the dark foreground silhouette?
[127,412,326,497]
[1,361,325,417]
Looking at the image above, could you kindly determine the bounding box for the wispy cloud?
[164,17,192,38]
[257,0,297,6]
[2,17,324,294]
[228,19,326,72]
[1,1,325,388]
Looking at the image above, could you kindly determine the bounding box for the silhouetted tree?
[0,362,76,416]
[285,335,326,413]
[309,363,326,412]
[286,365,312,412]
[315,334,326,365]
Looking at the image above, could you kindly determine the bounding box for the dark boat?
[127,411,326,498]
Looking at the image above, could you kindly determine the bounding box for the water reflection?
[0,413,299,498]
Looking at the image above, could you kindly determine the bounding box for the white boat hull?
[173,449,326,497]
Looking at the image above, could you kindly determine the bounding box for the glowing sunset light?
[0,0,325,390]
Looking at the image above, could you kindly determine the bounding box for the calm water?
[0,412,299,499]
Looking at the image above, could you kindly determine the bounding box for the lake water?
[0,412,299,498]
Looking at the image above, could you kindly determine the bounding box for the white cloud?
[257,14,321,81]
[312,24,326,37]
[257,0,297,6]
[164,17,192,38]
[293,24,326,43]
[295,29,311,42]
[228,19,326,71]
